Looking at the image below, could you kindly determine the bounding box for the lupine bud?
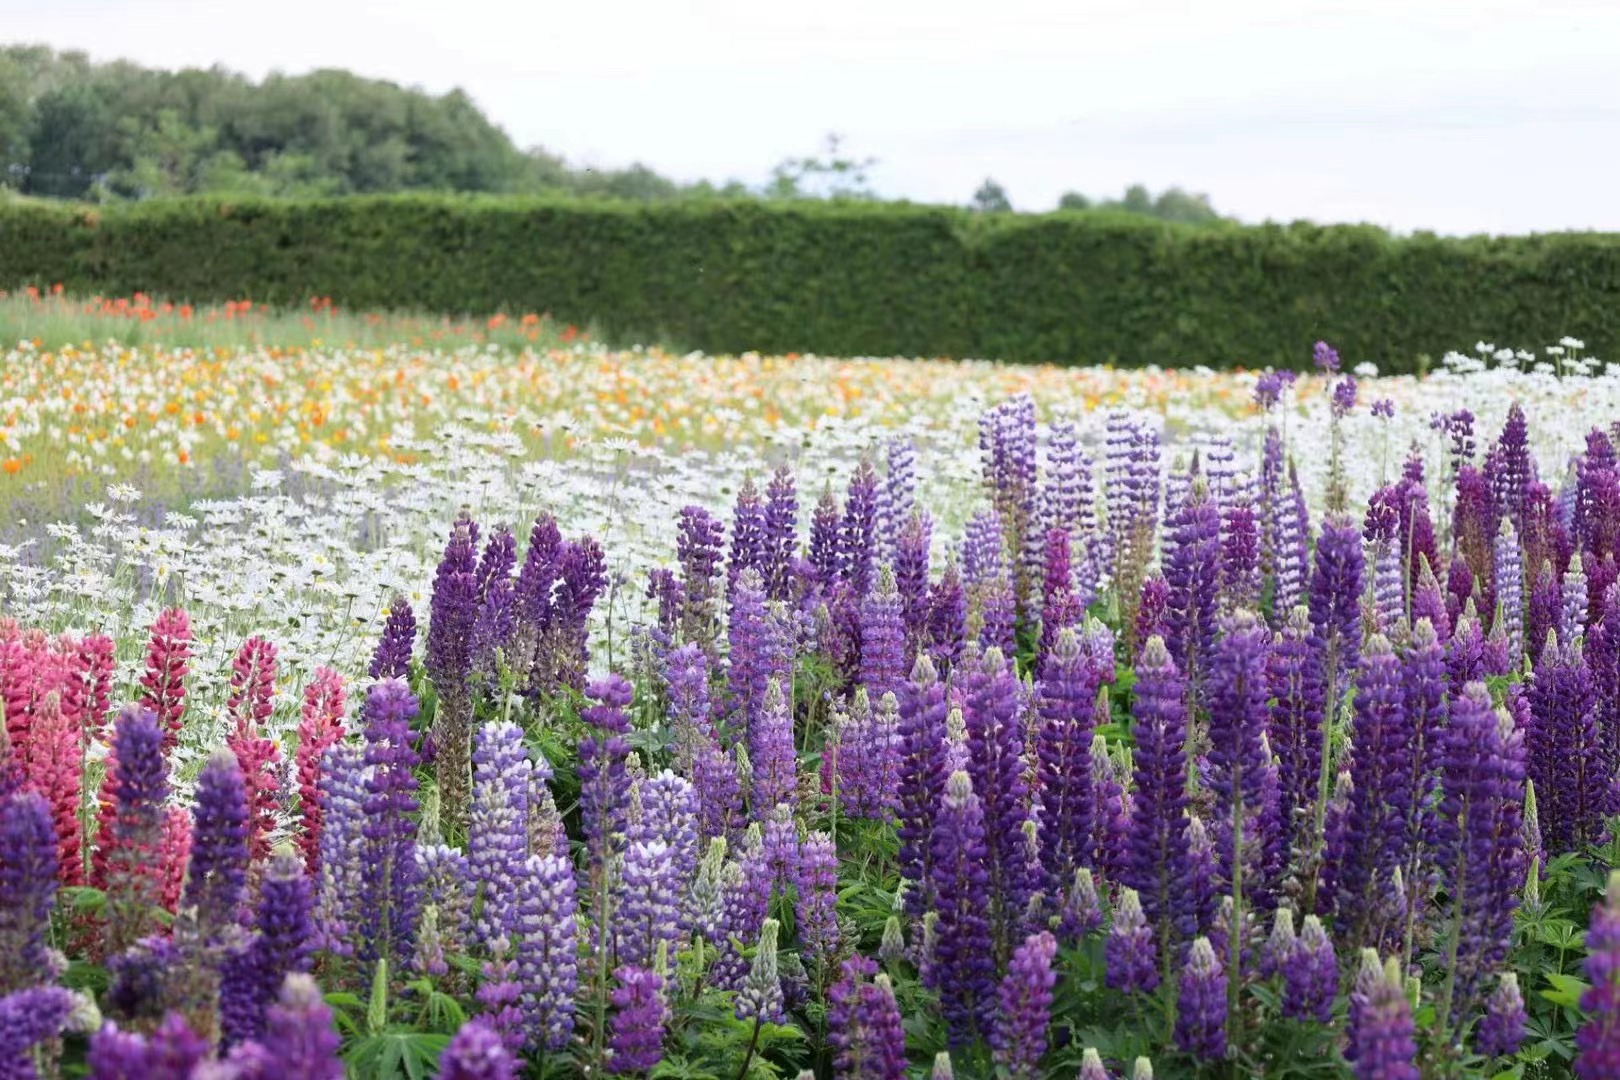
[1350,958,1419,1080]
[1283,916,1337,1023]
[735,919,784,1024]
[1079,1048,1112,1080]
[1477,972,1526,1059]
[1106,888,1159,995]
[930,1052,954,1080]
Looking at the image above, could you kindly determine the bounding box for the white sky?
[9,0,1620,234]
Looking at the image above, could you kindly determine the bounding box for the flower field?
[3,317,1620,1078]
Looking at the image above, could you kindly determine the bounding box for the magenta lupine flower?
[1440,684,1526,1021]
[1105,888,1159,995]
[796,831,840,964]
[1036,626,1102,899]
[897,655,949,915]
[895,511,934,659]
[368,596,416,680]
[749,679,798,818]
[439,1017,517,1080]
[962,648,1036,946]
[1351,958,1419,1080]
[1165,480,1221,698]
[1174,937,1227,1061]
[181,749,249,942]
[992,930,1057,1078]
[607,965,667,1074]
[828,956,907,1080]
[1527,633,1603,853]
[1476,972,1526,1059]
[101,706,170,957]
[928,770,997,1044]
[1282,915,1337,1023]
[1331,634,1410,947]
[1577,871,1620,1078]
[860,566,908,702]
[762,465,799,602]
[513,853,578,1051]
[0,792,57,995]
[1206,611,1277,910]
[359,679,422,972]
[1122,636,1189,944]
[469,721,530,948]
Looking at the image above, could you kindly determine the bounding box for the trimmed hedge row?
[5,195,1620,370]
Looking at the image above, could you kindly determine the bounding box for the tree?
[971,177,1012,212]
[1057,191,1091,211]
[766,133,878,200]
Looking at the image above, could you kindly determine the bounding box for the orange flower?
[2,458,20,475]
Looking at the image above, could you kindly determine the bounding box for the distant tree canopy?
[1,45,1227,221]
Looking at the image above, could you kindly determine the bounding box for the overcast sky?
[11,0,1620,234]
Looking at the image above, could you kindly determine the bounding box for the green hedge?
[5,195,1620,371]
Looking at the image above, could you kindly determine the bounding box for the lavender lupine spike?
[181,750,250,942]
[579,675,633,892]
[1332,634,1410,948]
[663,643,713,771]
[0,986,89,1074]
[469,721,529,949]
[1396,618,1447,930]
[860,566,908,702]
[1412,556,1451,641]
[426,514,480,830]
[881,437,918,560]
[796,832,840,965]
[750,679,798,818]
[1439,686,1527,1025]
[728,478,768,599]
[962,647,1037,948]
[614,838,681,972]
[897,655,949,915]
[0,792,57,995]
[927,770,997,1044]
[1494,519,1525,665]
[1220,501,1261,616]
[962,509,1006,592]
[810,484,843,590]
[1038,528,1085,662]
[513,853,579,1051]
[926,561,967,671]
[1577,871,1620,1078]
[762,465,799,602]
[727,569,791,734]
[980,396,1040,610]
[1527,633,1603,853]
[1106,888,1159,995]
[1258,907,1296,979]
[1121,636,1190,953]
[1268,606,1324,863]
[103,706,169,957]
[416,843,472,972]
[359,678,423,973]
[1164,478,1221,699]
[676,505,726,652]
[991,931,1057,1079]
[1270,463,1312,622]
[607,965,667,1074]
[1174,937,1227,1061]
[1364,488,1404,634]
[1492,402,1535,533]
[1351,958,1420,1080]
[1303,514,1364,905]
[1563,551,1591,644]
[1036,627,1098,899]
[1477,972,1527,1060]
[734,918,785,1024]
[1283,915,1337,1023]
[314,744,366,956]
[1207,611,1277,915]
[368,596,417,680]
[840,460,881,601]
[220,853,315,1048]
[827,957,907,1080]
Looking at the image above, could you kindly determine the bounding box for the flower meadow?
[7,335,1620,1078]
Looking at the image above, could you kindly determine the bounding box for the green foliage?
[6,194,1620,367]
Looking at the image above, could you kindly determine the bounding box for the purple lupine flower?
[692,739,743,844]
[1039,528,1086,663]
[1105,888,1159,995]
[1576,428,1620,552]
[313,744,365,956]
[1412,556,1451,641]
[839,689,902,820]
[1035,626,1100,899]
[992,931,1057,1078]
[607,966,667,1074]
[1174,937,1227,1060]
[1283,915,1337,1023]
[614,838,682,972]
[761,465,799,602]
[0,793,58,995]
[728,478,768,599]
[676,505,727,651]
[1494,519,1525,665]
[925,561,967,672]
[368,596,417,680]
[1351,958,1419,1080]
[1477,972,1526,1059]
[1121,636,1189,947]
[182,750,249,942]
[1397,468,1442,609]
[417,843,473,975]
[963,509,1006,592]
[1563,551,1591,643]
[1331,633,1410,949]
[1268,606,1324,862]
[749,679,798,818]
[475,939,525,1057]
[579,676,633,899]
[810,485,843,590]
[1331,376,1358,418]
[1254,369,1296,411]
[860,566,908,702]
[1310,513,1365,700]
[1440,684,1527,1022]
[1220,501,1261,616]
[1527,560,1560,668]
[726,569,793,736]
[1165,479,1221,699]
[358,679,422,973]
[221,853,315,1047]
[880,437,918,558]
[249,973,343,1078]
[840,459,881,601]
[475,523,518,606]
[897,655,949,915]
[1313,340,1340,374]
[102,706,169,957]
[1271,463,1312,622]
[514,853,578,1050]
[795,831,840,964]
[894,511,934,660]
[0,986,83,1071]
[1090,731,1132,883]
[547,535,608,694]
[928,770,997,1044]
[1491,402,1534,532]
[1364,487,1404,633]
[1206,611,1277,912]
[711,832,772,989]
[980,396,1040,611]
[470,535,518,682]
[975,576,1018,657]
[1258,907,1296,979]
[827,956,907,1080]
[664,642,714,768]
[1371,397,1394,418]
[1578,870,1620,1078]
[469,721,531,949]
[1527,633,1603,853]
[1396,618,1447,914]
[634,770,699,889]
[426,513,480,828]
[734,918,785,1024]
[439,1017,517,1080]
[962,647,1037,948]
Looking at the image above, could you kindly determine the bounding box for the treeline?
[1,46,1223,219]
[4,196,1615,368]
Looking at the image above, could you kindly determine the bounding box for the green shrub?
[5,195,1620,371]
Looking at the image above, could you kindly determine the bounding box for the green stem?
[1303,641,1340,914]
[734,1016,763,1080]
